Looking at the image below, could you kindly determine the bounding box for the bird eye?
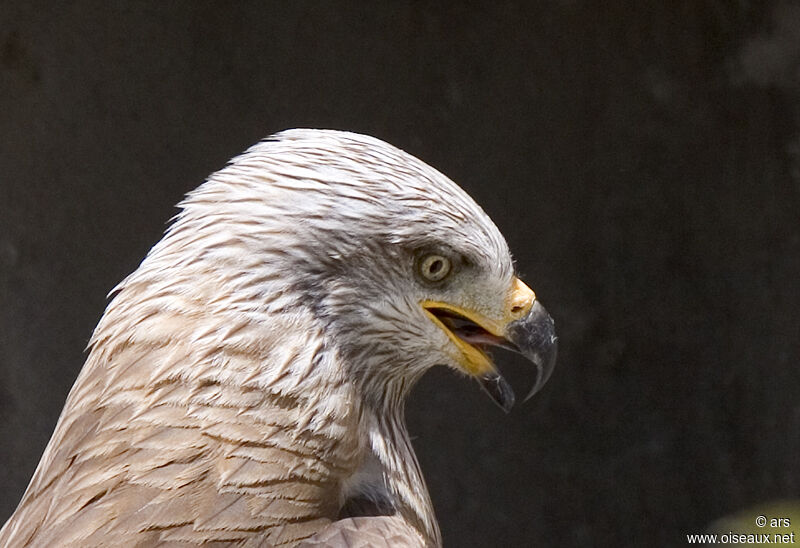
[419,254,452,282]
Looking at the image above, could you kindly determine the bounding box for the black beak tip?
[480,372,516,413]
[523,333,558,402]
[507,300,558,403]
[475,300,557,411]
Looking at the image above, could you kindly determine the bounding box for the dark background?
[1,2,799,546]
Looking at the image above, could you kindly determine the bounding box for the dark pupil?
[429,260,443,275]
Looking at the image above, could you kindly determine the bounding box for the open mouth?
[421,289,557,413]
[425,306,511,353]
[424,304,519,412]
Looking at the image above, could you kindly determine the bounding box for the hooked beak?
[421,278,558,413]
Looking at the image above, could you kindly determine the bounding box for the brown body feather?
[2,297,367,546]
[1,129,531,547]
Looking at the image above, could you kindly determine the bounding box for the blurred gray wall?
[1,2,798,546]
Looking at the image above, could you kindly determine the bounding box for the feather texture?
[1,129,520,547]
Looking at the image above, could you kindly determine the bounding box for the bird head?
[161,129,556,412]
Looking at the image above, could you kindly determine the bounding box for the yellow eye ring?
[419,254,451,282]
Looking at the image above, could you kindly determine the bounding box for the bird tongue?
[446,316,508,348]
[454,328,508,347]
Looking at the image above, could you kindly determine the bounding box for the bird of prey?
[0,129,556,547]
